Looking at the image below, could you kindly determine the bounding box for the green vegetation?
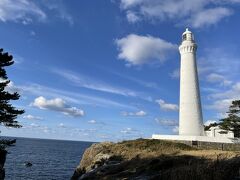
[0,48,24,129]
[0,48,24,150]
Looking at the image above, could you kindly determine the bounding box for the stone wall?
[170,140,240,151]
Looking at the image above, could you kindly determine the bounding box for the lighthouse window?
[183,34,187,41]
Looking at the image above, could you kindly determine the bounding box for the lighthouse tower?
[179,28,204,136]
[152,29,236,143]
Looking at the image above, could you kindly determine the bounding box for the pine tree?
[0,48,24,128]
[229,100,240,114]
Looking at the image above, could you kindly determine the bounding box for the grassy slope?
[74,139,240,180]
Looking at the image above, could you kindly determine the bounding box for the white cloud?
[110,71,161,90]
[119,0,239,28]
[206,73,232,86]
[0,0,46,24]
[58,123,66,128]
[197,50,240,117]
[26,123,51,133]
[52,69,138,97]
[120,0,143,8]
[30,30,36,36]
[29,123,40,128]
[156,99,178,111]
[23,114,43,120]
[4,81,21,93]
[88,120,97,124]
[0,0,73,25]
[216,112,228,119]
[206,81,240,114]
[172,126,179,133]
[233,82,240,91]
[155,118,178,126]
[206,98,233,112]
[207,73,226,82]
[115,34,177,66]
[135,110,147,116]
[209,82,240,100]
[32,96,84,117]
[126,11,140,23]
[169,68,180,79]
[204,120,217,126]
[198,49,240,77]
[44,0,73,25]
[196,49,240,117]
[120,127,134,134]
[122,110,147,117]
[189,7,232,28]
[17,83,136,110]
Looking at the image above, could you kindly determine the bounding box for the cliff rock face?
[0,149,7,180]
[0,139,17,180]
[72,139,240,180]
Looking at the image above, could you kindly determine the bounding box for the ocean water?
[4,137,93,180]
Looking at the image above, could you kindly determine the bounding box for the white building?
[205,126,234,138]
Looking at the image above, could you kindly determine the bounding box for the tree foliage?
[205,100,240,138]
[0,48,24,128]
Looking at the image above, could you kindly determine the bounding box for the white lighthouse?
[152,28,238,143]
[179,28,204,136]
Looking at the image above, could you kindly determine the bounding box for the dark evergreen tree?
[0,48,24,128]
[228,100,240,114]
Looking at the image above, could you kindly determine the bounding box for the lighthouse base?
[152,134,240,144]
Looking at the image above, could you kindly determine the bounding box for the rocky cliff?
[72,139,240,180]
[0,139,17,180]
[0,149,6,180]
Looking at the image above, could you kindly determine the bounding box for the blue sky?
[0,0,240,142]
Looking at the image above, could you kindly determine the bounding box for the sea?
[3,137,93,180]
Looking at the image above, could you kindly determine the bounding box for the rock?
[0,138,17,180]
[0,149,7,180]
[72,139,240,180]
[0,139,16,146]
[71,142,115,179]
[24,161,32,167]
[79,142,114,171]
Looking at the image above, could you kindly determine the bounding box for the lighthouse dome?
[182,28,194,41]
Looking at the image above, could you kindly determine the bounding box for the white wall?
[205,126,234,138]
